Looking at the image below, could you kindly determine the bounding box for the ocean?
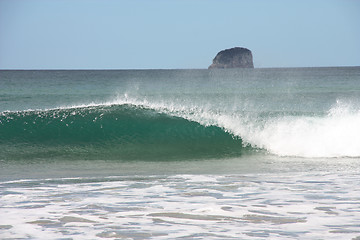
[0,67,360,239]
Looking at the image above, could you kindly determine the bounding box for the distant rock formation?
[209,47,254,69]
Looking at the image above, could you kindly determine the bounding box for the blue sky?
[0,0,359,69]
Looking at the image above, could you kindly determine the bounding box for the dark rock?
[209,47,254,69]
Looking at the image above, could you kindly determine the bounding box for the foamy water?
[247,102,360,157]
[1,173,360,239]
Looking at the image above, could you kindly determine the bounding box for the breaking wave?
[1,98,359,160]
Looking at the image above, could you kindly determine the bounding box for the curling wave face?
[0,104,246,161]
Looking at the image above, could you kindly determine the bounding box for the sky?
[0,0,360,69]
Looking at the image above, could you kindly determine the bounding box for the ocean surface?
[1,67,360,239]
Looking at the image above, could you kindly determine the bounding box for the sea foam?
[250,103,360,158]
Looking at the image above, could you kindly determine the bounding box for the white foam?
[248,102,360,158]
[1,173,360,239]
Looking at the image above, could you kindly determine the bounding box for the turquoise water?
[1,68,360,239]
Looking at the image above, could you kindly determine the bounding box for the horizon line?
[1,65,360,71]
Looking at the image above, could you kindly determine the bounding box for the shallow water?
[1,171,360,239]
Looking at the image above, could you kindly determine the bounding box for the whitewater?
[0,68,360,239]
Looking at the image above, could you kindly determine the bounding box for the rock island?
[209,47,254,69]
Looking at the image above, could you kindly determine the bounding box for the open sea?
[1,67,360,239]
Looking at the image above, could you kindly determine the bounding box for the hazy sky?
[1,0,359,69]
